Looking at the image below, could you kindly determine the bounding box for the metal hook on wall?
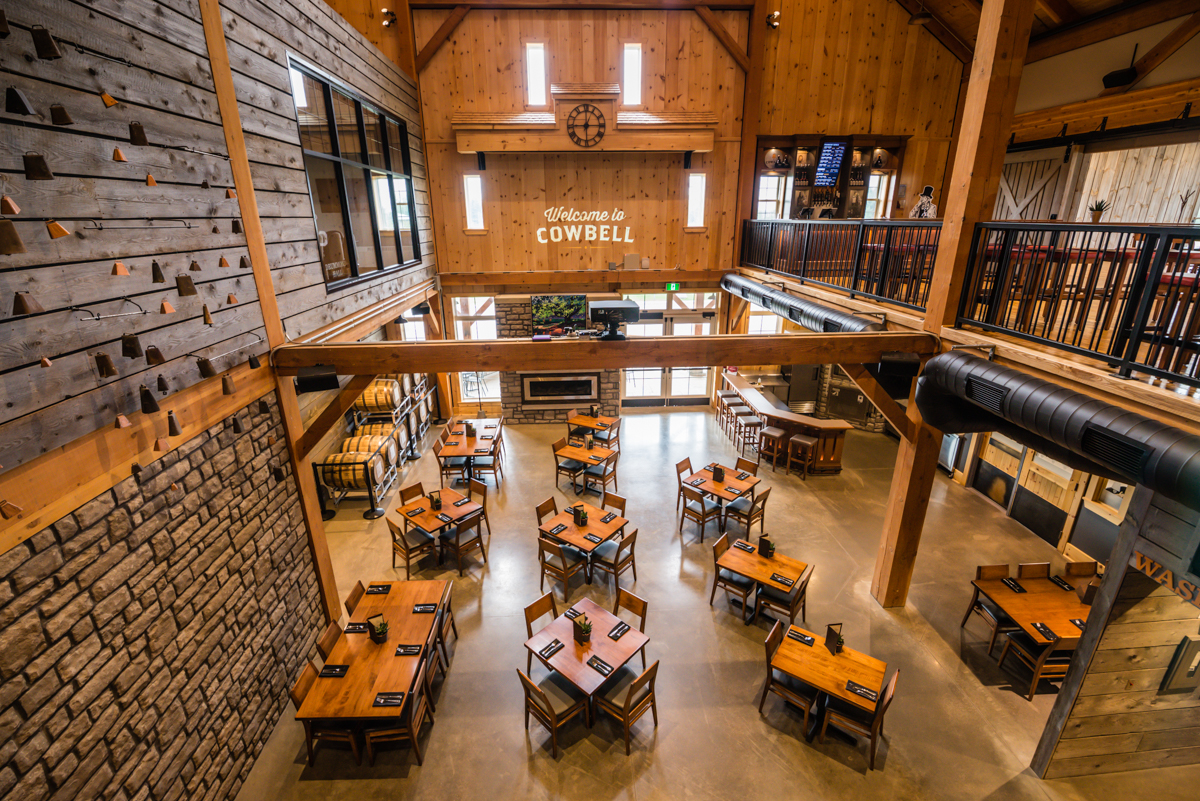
[70,297,149,322]
[80,218,193,231]
[186,331,265,365]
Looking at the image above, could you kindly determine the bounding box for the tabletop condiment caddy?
[572,612,593,644]
[571,504,589,527]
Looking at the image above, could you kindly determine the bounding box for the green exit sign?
[665,282,680,291]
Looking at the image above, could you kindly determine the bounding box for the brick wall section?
[0,396,322,801]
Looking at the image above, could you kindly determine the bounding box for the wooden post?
[871,0,1036,608]
[732,0,766,264]
[425,292,455,419]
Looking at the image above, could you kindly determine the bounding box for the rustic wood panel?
[1069,141,1200,224]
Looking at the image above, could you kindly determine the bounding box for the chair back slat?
[617,528,638,561]
[873,669,900,727]
[539,537,566,567]
[682,485,704,504]
[399,482,425,505]
[524,592,558,636]
[317,621,341,661]
[517,669,554,720]
[675,458,692,485]
[624,660,659,714]
[469,478,488,505]
[712,533,730,564]
[602,492,627,517]
[290,660,318,709]
[1065,560,1098,577]
[976,564,1010,581]
[735,457,758,476]
[796,563,815,596]
[345,580,366,615]
[1018,562,1050,579]
[615,588,648,629]
[753,486,772,513]
[765,620,784,667]
[535,497,558,525]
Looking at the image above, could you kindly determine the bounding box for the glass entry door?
[620,296,715,405]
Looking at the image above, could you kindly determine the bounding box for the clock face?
[566,104,606,148]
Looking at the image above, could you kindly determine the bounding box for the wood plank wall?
[1046,568,1200,778]
[412,8,747,275]
[758,0,966,208]
[1068,141,1200,225]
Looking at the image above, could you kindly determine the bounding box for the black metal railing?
[740,218,942,310]
[957,222,1200,387]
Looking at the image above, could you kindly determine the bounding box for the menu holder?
[609,622,630,641]
[406,507,425,517]
[825,623,843,656]
[1033,622,1058,640]
[539,639,564,659]
[436,513,453,523]
[394,644,422,656]
[770,573,795,587]
[444,441,460,446]
[453,497,472,507]
[1002,578,1027,593]
[1070,618,1086,631]
[733,540,756,553]
[787,629,814,646]
[845,681,878,702]
[373,692,406,707]
[737,471,751,480]
[587,656,613,676]
[344,622,368,633]
[1050,575,1075,591]
[549,523,567,535]
[366,584,390,595]
[563,608,581,620]
[583,533,603,544]
[600,512,617,524]
[412,603,437,614]
[319,664,348,678]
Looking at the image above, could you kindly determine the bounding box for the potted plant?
[584,433,594,450]
[835,635,845,654]
[572,614,592,645]
[429,490,442,511]
[1088,199,1111,224]
[368,615,388,644]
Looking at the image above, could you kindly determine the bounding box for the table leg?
[806,693,828,742]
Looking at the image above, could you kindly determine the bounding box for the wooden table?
[683,463,761,504]
[723,372,853,475]
[295,580,448,721]
[523,597,649,697]
[539,501,627,574]
[393,487,481,541]
[716,538,807,588]
[772,624,886,740]
[440,418,500,481]
[554,440,615,494]
[973,575,1091,645]
[567,413,618,433]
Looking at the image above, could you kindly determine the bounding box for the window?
[748,310,782,335]
[864,173,892,220]
[623,44,641,106]
[463,174,485,230]
[756,174,788,219]
[686,173,706,228]
[400,320,426,341]
[452,296,499,400]
[289,64,419,286]
[526,43,547,106]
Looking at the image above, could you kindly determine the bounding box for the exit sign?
[665,282,680,291]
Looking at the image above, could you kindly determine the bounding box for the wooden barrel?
[358,423,408,451]
[400,373,414,394]
[353,379,402,413]
[341,435,397,466]
[320,452,384,489]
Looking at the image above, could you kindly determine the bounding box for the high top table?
[722,372,852,475]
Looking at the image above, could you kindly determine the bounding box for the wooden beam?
[1099,10,1200,95]
[436,269,726,287]
[298,278,436,343]
[732,0,767,263]
[416,5,470,72]
[296,375,377,459]
[411,0,756,7]
[271,332,940,375]
[892,0,976,63]
[199,0,340,624]
[694,6,750,71]
[839,364,917,442]
[1010,76,1200,142]
[1026,0,1200,63]
[1036,0,1079,25]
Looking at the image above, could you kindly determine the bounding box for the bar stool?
[786,433,818,481]
[737,416,763,457]
[715,392,737,434]
[757,427,788,472]
[726,404,750,440]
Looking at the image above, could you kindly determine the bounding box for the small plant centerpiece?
[1088,199,1111,224]
[573,613,592,644]
[758,535,775,557]
[429,490,443,510]
[368,614,388,644]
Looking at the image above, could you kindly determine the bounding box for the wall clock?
[566,104,605,147]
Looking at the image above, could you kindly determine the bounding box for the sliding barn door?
[993,147,1073,220]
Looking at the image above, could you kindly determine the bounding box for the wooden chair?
[495,416,508,461]
[517,668,590,759]
[754,562,813,626]
[469,478,492,537]
[960,564,1020,654]
[316,620,341,661]
[473,429,504,483]
[433,439,467,487]
[592,529,638,590]
[593,417,621,451]
[612,588,648,669]
[710,534,754,623]
[399,482,425,506]
[553,437,587,492]
[524,592,560,674]
[436,581,457,666]
[601,491,627,518]
[438,424,451,443]
[363,656,434,766]
[387,516,437,580]
[419,606,447,706]
[725,486,771,538]
[594,660,659,755]
[1018,562,1050,579]
[674,457,693,510]
[439,509,487,577]
[566,408,586,437]
[819,669,900,770]
[998,633,1078,700]
[758,621,819,726]
[535,497,558,527]
[1065,560,1098,578]
[583,451,619,497]
[345,580,366,616]
[539,537,588,598]
[290,660,361,766]
[679,485,722,543]
[735,457,759,477]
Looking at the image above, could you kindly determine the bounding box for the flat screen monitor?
[814,141,847,187]
[532,294,587,335]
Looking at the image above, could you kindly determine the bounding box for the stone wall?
[0,396,322,801]
[815,365,886,433]
[495,296,532,339]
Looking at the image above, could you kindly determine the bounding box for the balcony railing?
[740,218,942,310]
[957,222,1200,387]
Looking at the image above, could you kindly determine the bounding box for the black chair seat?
[717,568,754,589]
[685,498,721,516]
[442,456,468,467]
[757,583,799,605]
[593,429,614,442]
[725,496,752,514]
[569,426,590,437]
[772,669,819,701]
[406,527,435,544]
[978,597,1016,626]
[825,695,874,725]
[583,463,608,477]
[557,459,586,471]
[592,540,620,562]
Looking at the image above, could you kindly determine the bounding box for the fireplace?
[521,373,600,405]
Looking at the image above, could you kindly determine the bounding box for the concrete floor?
[236,410,1198,801]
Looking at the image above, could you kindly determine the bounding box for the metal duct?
[917,351,1200,512]
[721,274,884,334]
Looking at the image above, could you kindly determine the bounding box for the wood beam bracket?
[416,5,470,72]
[891,0,974,63]
[694,6,750,72]
[839,363,917,442]
[296,375,378,460]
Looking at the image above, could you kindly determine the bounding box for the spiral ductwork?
[916,351,1200,511]
[721,274,884,334]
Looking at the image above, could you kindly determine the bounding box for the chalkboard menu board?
[814,141,847,187]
